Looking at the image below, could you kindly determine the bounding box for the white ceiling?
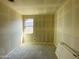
[0,0,66,15]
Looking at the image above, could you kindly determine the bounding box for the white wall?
[54,0,79,59]
[23,15,54,45]
[0,2,23,56]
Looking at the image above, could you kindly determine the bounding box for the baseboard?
[23,42,54,46]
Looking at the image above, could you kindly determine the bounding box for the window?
[24,19,33,34]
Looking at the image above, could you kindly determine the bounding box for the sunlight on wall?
[21,32,24,45]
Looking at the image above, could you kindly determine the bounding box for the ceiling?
[0,0,66,15]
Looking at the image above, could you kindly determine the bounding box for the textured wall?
[54,0,79,59]
[23,15,54,45]
[0,2,23,56]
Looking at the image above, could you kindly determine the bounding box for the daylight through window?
[24,19,33,34]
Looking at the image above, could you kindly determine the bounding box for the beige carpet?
[4,44,57,59]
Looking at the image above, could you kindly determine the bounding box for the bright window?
[24,19,33,34]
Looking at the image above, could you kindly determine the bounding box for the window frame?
[23,18,33,34]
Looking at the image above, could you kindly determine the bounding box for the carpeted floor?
[4,44,57,59]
